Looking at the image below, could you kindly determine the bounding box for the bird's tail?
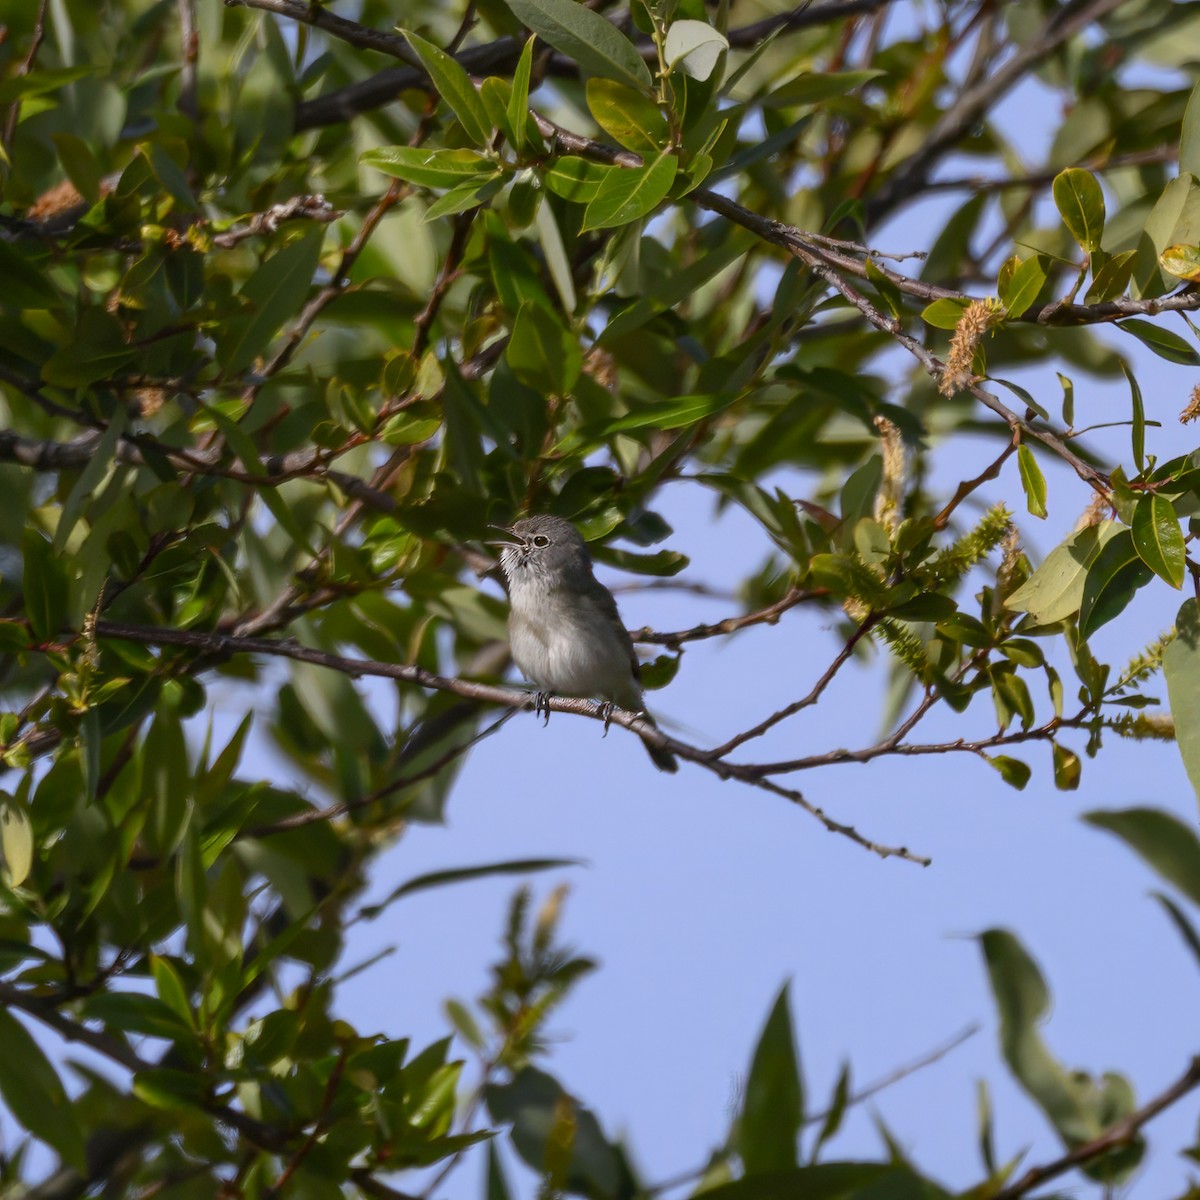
[638,713,679,773]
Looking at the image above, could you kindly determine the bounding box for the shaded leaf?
[740,983,802,1175]
[1131,494,1185,588]
[502,0,652,91]
[0,1008,86,1169]
[1084,807,1200,907]
[1078,528,1153,640]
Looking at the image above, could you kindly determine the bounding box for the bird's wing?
[568,573,643,682]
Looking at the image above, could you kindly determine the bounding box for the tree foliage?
[3,0,1200,1196]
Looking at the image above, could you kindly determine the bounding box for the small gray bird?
[492,515,679,773]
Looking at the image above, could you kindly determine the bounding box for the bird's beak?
[484,524,523,547]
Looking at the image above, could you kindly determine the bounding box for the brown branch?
[992,1055,1200,1200]
[705,615,876,759]
[89,617,929,865]
[274,0,890,132]
[628,586,826,648]
[0,423,399,512]
[932,437,1019,532]
[210,194,341,247]
[690,188,1110,494]
[223,0,419,64]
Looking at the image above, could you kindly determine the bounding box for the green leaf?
[152,954,196,1028]
[1052,167,1105,252]
[0,794,33,886]
[404,31,492,146]
[1085,249,1135,302]
[361,145,495,188]
[1131,494,1185,588]
[760,69,885,107]
[1116,318,1200,365]
[542,156,617,203]
[585,77,669,155]
[0,64,94,102]
[361,858,582,920]
[1078,528,1153,640]
[422,175,501,221]
[998,255,1046,316]
[1122,359,1146,472]
[42,308,136,386]
[0,1008,86,1169]
[695,1164,903,1200]
[979,930,1106,1149]
[533,200,577,315]
[22,529,68,643]
[1052,743,1081,791]
[218,227,325,374]
[1182,78,1200,177]
[0,240,60,309]
[594,393,734,434]
[1164,599,1200,810]
[502,0,652,91]
[920,297,969,329]
[207,408,318,555]
[1152,892,1200,973]
[663,19,729,82]
[1084,807,1200,907]
[480,78,519,151]
[1016,444,1047,519]
[507,303,582,394]
[810,1062,850,1162]
[581,151,677,230]
[1058,372,1074,427]
[1005,522,1117,625]
[508,35,535,152]
[52,132,101,205]
[739,983,802,1175]
[986,755,1031,790]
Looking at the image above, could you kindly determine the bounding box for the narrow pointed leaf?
[404,31,492,146]
[1017,444,1047,519]
[739,983,803,1175]
[508,35,535,152]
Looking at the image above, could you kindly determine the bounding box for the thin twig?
[88,617,929,865]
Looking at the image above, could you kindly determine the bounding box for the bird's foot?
[596,700,615,736]
[533,691,553,725]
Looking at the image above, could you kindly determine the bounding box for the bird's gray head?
[492,515,592,590]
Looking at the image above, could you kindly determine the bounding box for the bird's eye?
[531,535,550,548]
